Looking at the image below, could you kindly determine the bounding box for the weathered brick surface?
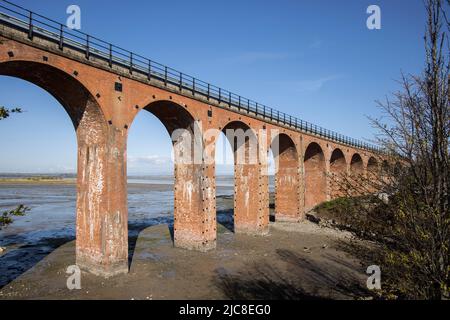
[0,29,387,277]
[329,148,347,199]
[272,134,301,222]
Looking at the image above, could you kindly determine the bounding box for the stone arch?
[141,100,202,162]
[350,153,364,175]
[0,60,106,129]
[271,133,300,221]
[381,160,391,175]
[367,157,380,175]
[133,100,210,251]
[0,60,127,276]
[222,121,258,165]
[219,120,266,235]
[304,142,327,211]
[367,157,379,173]
[329,148,347,199]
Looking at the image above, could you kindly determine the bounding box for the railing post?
[109,44,113,67]
[164,66,168,86]
[148,60,152,80]
[28,12,33,40]
[1,6,385,156]
[85,35,90,60]
[59,24,64,50]
[129,52,133,74]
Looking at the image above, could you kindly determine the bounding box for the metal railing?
[0,0,383,153]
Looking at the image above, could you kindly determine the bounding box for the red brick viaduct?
[0,9,390,277]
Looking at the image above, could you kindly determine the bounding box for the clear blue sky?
[0,0,427,174]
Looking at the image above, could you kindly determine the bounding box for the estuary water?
[0,175,241,288]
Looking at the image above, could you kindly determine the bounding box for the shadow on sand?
[214,249,371,300]
[0,230,75,289]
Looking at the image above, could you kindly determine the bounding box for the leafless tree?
[320,0,449,299]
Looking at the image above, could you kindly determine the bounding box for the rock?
[0,247,6,254]
[377,193,390,204]
[306,213,321,224]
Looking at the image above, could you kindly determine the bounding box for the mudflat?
[0,220,370,300]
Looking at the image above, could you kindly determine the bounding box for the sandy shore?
[0,178,76,185]
[0,219,371,300]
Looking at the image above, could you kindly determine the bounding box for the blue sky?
[0,0,427,174]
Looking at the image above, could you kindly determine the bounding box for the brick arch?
[142,100,198,133]
[129,100,199,134]
[350,153,364,175]
[329,148,347,199]
[0,60,127,276]
[271,133,301,221]
[0,60,107,130]
[129,99,211,251]
[222,120,259,165]
[271,134,298,161]
[330,148,347,173]
[367,156,379,172]
[219,120,266,234]
[141,100,202,163]
[381,160,391,175]
[304,142,327,211]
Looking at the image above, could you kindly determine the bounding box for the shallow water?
[0,176,243,288]
[0,175,276,288]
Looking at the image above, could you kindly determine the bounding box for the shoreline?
[0,180,367,300]
[0,178,76,185]
[0,221,368,300]
[0,179,237,190]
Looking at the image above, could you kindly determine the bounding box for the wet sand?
[0,180,370,300]
[0,221,370,300]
